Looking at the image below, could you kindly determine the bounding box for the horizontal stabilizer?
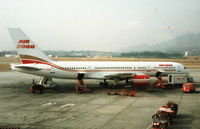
[11,64,42,71]
[15,66,41,71]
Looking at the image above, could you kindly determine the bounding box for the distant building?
[5,54,18,58]
[75,53,83,56]
[184,51,189,56]
[48,54,53,57]
[93,55,100,59]
[0,50,5,57]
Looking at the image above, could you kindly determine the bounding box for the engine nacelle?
[129,75,169,86]
[131,75,150,85]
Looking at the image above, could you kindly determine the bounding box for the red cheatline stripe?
[21,59,176,73]
[21,59,75,72]
[22,60,48,64]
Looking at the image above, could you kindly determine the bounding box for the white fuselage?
[12,61,188,80]
[8,28,189,81]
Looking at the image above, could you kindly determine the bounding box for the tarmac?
[0,70,199,129]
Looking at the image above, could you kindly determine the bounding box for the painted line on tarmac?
[41,102,56,107]
[61,103,75,108]
[146,123,152,129]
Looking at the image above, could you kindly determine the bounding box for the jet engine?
[128,75,168,86]
[129,75,150,85]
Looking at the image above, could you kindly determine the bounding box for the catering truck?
[155,74,193,88]
[168,74,188,85]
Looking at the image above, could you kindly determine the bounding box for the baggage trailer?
[158,107,176,122]
[105,89,136,97]
[74,80,91,94]
[165,102,178,116]
[152,102,178,129]
[152,113,170,129]
[157,102,178,120]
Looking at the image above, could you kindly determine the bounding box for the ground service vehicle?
[165,102,178,116]
[155,74,190,89]
[105,89,136,97]
[182,83,196,93]
[152,102,178,129]
[74,80,91,94]
[168,74,188,85]
[152,113,170,129]
[158,106,176,121]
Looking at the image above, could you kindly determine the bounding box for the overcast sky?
[0,0,200,51]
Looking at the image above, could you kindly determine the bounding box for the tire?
[99,82,104,86]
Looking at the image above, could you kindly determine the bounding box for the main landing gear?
[99,79,125,89]
[29,77,54,94]
[75,73,91,93]
[154,72,165,88]
[99,79,108,88]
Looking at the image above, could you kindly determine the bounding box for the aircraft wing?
[88,71,145,80]
[157,69,165,73]
[105,73,137,80]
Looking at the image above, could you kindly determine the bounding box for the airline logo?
[159,64,173,66]
[176,77,186,81]
[18,40,30,43]
[17,40,35,48]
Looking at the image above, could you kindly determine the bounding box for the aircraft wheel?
[99,82,104,86]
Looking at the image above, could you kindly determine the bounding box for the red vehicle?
[182,83,196,93]
[75,86,91,93]
[152,113,170,129]
[158,107,176,121]
[152,102,178,129]
[132,75,150,85]
[75,80,91,94]
[165,102,178,116]
[105,89,136,97]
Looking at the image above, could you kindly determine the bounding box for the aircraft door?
[87,65,94,70]
[77,73,84,80]
[147,65,153,76]
[50,67,55,74]
[177,65,181,72]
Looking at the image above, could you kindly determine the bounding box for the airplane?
[8,28,189,90]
